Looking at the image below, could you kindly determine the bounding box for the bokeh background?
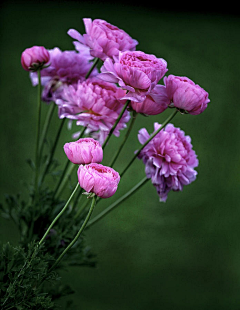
[1,1,240,309]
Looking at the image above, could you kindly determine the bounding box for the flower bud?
[64,138,103,165]
[77,163,120,198]
[21,46,50,71]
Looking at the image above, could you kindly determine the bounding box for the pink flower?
[64,138,103,164]
[21,46,50,71]
[99,51,168,102]
[56,78,130,145]
[164,75,210,115]
[138,123,198,202]
[68,18,138,61]
[30,47,98,103]
[77,163,120,198]
[130,85,169,115]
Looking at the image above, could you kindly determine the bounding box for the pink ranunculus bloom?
[164,75,210,115]
[98,51,168,102]
[78,163,120,198]
[64,138,103,165]
[130,85,170,115]
[21,46,50,71]
[56,77,130,145]
[30,47,98,103]
[68,18,138,61]
[138,123,199,202]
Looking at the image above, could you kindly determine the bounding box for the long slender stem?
[109,111,137,168]
[120,109,178,177]
[86,176,149,228]
[39,102,56,158]
[49,195,96,271]
[74,196,89,219]
[85,57,99,79]
[40,118,66,185]
[102,100,130,149]
[39,182,80,246]
[34,69,42,198]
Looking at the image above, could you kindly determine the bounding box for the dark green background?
[1,1,240,309]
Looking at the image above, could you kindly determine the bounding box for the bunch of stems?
[30,57,179,274]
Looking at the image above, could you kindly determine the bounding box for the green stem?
[74,196,89,219]
[40,118,66,185]
[39,182,80,246]
[120,109,178,177]
[86,176,149,228]
[34,69,42,198]
[85,58,99,79]
[102,100,130,150]
[109,110,137,168]
[49,195,96,271]
[39,102,56,158]
[54,162,76,200]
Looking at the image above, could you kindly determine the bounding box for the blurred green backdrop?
[1,1,240,309]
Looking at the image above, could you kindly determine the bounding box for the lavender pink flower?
[21,46,50,71]
[78,163,120,198]
[99,51,168,102]
[138,123,198,202]
[64,138,103,165]
[163,75,210,115]
[30,47,98,103]
[56,77,130,144]
[130,85,169,115]
[68,18,138,61]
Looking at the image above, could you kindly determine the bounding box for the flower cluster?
[21,17,210,202]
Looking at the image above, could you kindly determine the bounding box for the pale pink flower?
[56,78,130,144]
[138,123,198,202]
[164,75,210,115]
[21,46,50,71]
[130,85,169,115]
[78,163,120,198]
[64,138,103,165]
[30,47,98,103]
[99,51,168,102]
[68,18,138,61]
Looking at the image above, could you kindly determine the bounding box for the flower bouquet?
[0,18,210,309]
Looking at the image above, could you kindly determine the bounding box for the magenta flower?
[21,46,50,71]
[130,85,169,115]
[68,18,138,61]
[30,47,98,103]
[99,51,168,102]
[78,163,120,198]
[164,75,210,115]
[138,123,198,202]
[64,138,103,165]
[56,78,130,144]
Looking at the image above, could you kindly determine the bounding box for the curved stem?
[40,118,66,185]
[120,109,178,177]
[39,182,80,246]
[34,69,42,198]
[85,57,99,79]
[102,100,130,150]
[39,102,56,158]
[74,195,89,219]
[86,176,149,228]
[49,195,96,271]
[109,111,137,168]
